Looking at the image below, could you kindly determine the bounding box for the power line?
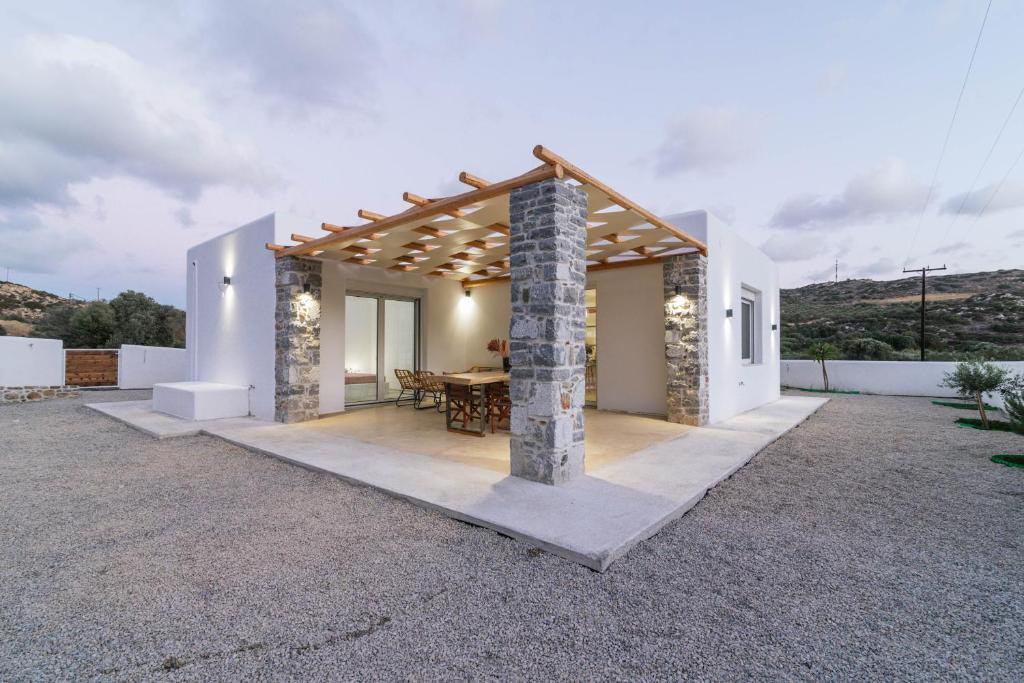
[903,0,993,269]
[969,137,1024,224]
[938,83,1024,245]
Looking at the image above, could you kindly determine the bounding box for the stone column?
[508,177,588,485]
[275,256,322,423]
[664,253,709,426]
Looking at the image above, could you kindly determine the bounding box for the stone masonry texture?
[1,386,80,405]
[664,253,709,426]
[508,178,588,485]
[275,257,322,423]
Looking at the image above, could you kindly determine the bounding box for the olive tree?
[807,341,840,392]
[941,360,1010,429]
[1002,373,1024,433]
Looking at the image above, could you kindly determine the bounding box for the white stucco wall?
[0,336,64,386]
[667,211,781,424]
[186,213,293,420]
[118,345,188,389]
[782,360,1024,409]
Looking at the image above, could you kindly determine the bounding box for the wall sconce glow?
[725,308,734,318]
[219,275,231,295]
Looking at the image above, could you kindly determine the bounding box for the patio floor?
[87,396,827,571]
[309,404,690,473]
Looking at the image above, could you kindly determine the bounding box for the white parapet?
[153,381,249,421]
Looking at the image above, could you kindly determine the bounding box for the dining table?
[441,371,510,436]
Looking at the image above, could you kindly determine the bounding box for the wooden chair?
[393,369,421,407]
[486,382,512,434]
[414,370,445,412]
[447,382,482,428]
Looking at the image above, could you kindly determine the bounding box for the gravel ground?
[1,390,1021,681]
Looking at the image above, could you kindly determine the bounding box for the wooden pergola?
[266,146,708,288]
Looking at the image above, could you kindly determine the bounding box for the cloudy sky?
[1,0,1023,306]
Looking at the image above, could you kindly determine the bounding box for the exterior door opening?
[344,293,419,406]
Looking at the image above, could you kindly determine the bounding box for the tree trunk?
[821,361,830,393]
[976,392,989,429]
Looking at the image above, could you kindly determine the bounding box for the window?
[740,286,760,364]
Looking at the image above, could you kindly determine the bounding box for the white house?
[178,146,780,486]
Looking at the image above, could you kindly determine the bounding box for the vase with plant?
[487,338,510,371]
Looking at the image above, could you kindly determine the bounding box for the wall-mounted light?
[725,308,733,318]
[303,283,311,294]
[674,284,683,296]
[219,275,231,294]
[465,289,471,298]
[771,323,778,331]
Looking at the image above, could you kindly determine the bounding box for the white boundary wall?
[781,360,1024,409]
[0,337,64,386]
[118,345,188,389]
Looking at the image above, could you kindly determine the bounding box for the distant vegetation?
[781,269,1024,361]
[0,281,184,348]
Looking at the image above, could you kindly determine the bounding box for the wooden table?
[441,371,510,436]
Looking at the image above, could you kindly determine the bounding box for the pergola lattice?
[266,146,708,287]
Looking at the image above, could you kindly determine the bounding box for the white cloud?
[199,0,378,113]
[940,181,1024,217]
[0,33,270,208]
[759,233,828,262]
[930,240,971,255]
[0,209,95,274]
[653,107,750,176]
[770,158,927,230]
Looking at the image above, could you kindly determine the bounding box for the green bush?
[843,338,895,360]
[1002,374,1024,433]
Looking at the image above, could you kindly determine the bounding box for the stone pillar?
[508,177,588,485]
[275,256,322,423]
[664,253,709,426]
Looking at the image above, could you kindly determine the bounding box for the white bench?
[153,381,249,421]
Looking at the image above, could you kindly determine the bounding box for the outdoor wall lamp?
[771,323,778,331]
[219,276,231,294]
[725,308,733,318]
[465,289,471,297]
[303,283,311,294]
[674,284,683,296]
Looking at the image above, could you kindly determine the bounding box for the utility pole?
[834,259,838,284]
[903,264,947,361]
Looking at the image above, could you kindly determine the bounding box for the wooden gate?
[65,350,119,387]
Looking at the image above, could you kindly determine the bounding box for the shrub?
[1002,374,1024,434]
[941,360,1011,429]
[843,338,895,360]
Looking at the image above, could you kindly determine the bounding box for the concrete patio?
[88,396,827,570]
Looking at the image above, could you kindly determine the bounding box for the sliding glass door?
[345,293,419,405]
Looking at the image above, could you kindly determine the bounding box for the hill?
[781,269,1024,361]
[0,282,84,336]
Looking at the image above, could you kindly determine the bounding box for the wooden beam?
[265,243,286,252]
[632,246,653,256]
[402,241,438,252]
[602,233,622,243]
[412,225,448,238]
[464,255,673,289]
[348,258,373,266]
[343,244,371,255]
[276,164,558,258]
[402,192,466,218]
[459,171,490,189]
[358,209,386,221]
[389,264,416,272]
[322,222,346,233]
[533,145,708,255]
[462,274,511,289]
[486,222,509,236]
[291,233,316,243]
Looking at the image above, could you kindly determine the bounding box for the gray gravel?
[1,390,1022,681]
